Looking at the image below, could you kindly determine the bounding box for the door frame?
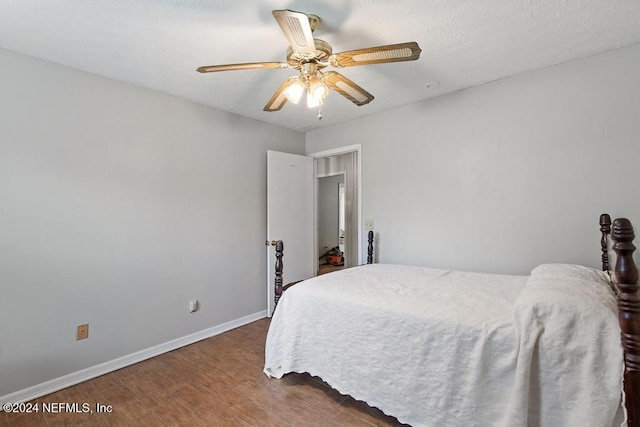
[308,144,363,267]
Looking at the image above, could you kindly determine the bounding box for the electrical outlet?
[77,323,89,340]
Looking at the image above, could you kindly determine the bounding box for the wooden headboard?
[601,213,640,426]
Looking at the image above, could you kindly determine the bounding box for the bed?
[264,215,640,426]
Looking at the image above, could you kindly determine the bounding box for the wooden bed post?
[611,218,640,426]
[601,213,612,271]
[274,240,284,311]
[273,232,376,302]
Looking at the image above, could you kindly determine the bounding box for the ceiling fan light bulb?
[306,91,321,108]
[311,83,328,100]
[308,75,328,102]
[284,79,304,104]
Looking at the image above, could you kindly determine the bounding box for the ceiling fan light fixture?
[284,78,305,104]
[307,74,328,105]
[306,90,321,108]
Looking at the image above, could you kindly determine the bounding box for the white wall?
[307,43,640,274]
[0,48,305,397]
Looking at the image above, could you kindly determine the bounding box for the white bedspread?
[263,263,623,426]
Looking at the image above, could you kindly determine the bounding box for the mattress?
[264,263,623,426]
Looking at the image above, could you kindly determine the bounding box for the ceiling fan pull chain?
[317,103,323,120]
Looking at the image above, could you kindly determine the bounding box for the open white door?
[266,151,314,316]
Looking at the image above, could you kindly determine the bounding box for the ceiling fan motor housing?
[287,39,332,69]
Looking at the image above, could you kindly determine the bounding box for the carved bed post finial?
[367,230,374,264]
[274,240,284,311]
[600,213,612,271]
[612,218,640,426]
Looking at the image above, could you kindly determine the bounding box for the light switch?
[189,300,198,313]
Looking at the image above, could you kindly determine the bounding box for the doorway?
[313,148,360,274]
[266,145,361,315]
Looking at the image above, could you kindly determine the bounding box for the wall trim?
[0,310,267,405]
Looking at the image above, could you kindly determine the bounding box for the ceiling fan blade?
[263,78,294,112]
[197,62,289,73]
[331,42,422,67]
[323,71,374,106]
[272,9,316,54]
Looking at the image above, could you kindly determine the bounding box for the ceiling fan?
[197,9,422,118]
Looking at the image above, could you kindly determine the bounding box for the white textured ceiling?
[1,1,639,131]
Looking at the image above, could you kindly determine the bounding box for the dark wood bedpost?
[274,240,284,310]
[611,218,640,426]
[367,230,374,264]
[601,213,612,271]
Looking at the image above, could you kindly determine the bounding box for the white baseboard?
[0,310,267,406]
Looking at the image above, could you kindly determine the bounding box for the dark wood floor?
[1,318,406,426]
[318,262,344,275]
